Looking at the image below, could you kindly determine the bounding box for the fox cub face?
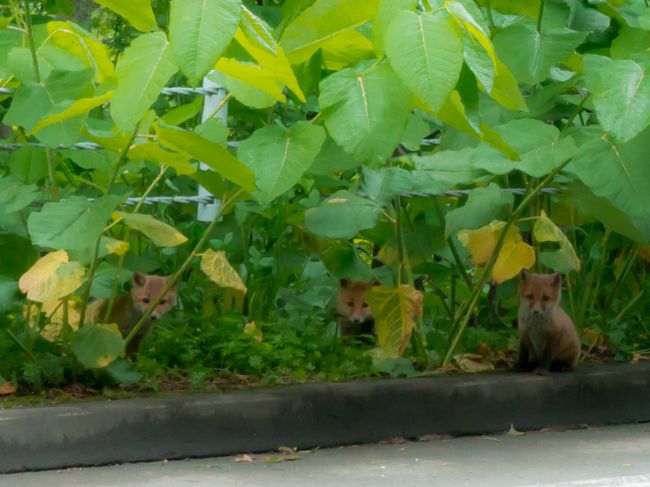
[518,270,561,316]
[337,279,376,324]
[131,272,176,320]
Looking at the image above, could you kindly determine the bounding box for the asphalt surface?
[4,423,650,486]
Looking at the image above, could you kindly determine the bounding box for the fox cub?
[88,272,176,356]
[336,278,424,337]
[516,270,580,375]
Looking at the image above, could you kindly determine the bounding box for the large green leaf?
[565,126,650,226]
[9,146,48,184]
[583,54,650,143]
[111,32,178,132]
[411,147,492,193]
[304,191,382,239]
[169,0,241,84]
[93,0,157,32]
[385,10,463,114]
[319,62,411,165]
[0,174,39,214]
[473,119,577,177]
[72,324,124,369]
[280,0,379,64]
[371,0,417,55]
[156,123,255,191]
[238,122,326,205]
[445,183,514,238]
[27,195,120,251]
[493,19,586,85]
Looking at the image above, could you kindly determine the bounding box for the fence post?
[197,72,227,222]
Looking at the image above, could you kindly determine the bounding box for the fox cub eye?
[526,294,534,300]
[142,298,150,304]
[362,302,368,308]
[347,301,354,307]
[159,300,166,305]
[542,295,550,302]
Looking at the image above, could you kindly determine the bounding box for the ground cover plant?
[0,0,649,397]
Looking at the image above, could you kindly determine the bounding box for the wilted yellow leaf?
[201,249,247,294]
[105,238,129,256]
[453,353,495,373]
[19,250,86,302]
[458,220,507,266]
[116,212,188,247]
[492,240,536,284]
[366,284,420,358]
[533,211,580,272]
[30,298,81,342]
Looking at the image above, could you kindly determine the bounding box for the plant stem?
[536,0,546,33]
[433,197,472,292]
[207,92,232,120]
[123,188,245,351]
[103,166,168,322]
[5,328,35,361]
[78,126,139,326]
[597,244,640,332]
[441,161,570,366]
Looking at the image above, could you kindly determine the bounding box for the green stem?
[103,166,168,322]
[597,244,640,332]
[441,162,570,366]
[434,197,472,292]
[45,148,59,200]
[395,196,405,286]
[22,0,40,83]
[78,126,139,326]
[5,328,35,361]
[123,188,245,351]
[484,0,494,31]
[536,0,546,33]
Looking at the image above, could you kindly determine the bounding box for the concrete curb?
[2,363,650,473]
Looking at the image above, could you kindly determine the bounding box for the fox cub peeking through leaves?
[516,270,580,375]
[88,272,177,356]
[337,278,424,338]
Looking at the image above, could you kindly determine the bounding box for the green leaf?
[304,191,382,239]
[533,211,580,273]
[445,183,514,238]
[565,126,650,227]
[214,58,285,104]
[366,284,420,358]
[200,248,246,293]
[319,62,411,165]
[72,324,124,369]
[105,358,142,384]
[385,10,463,114]
[160,96,203,125]
[27,195,120,251]
[155,123,255,191]
[3,83,52,131]
[474,119,577,177]
[93,0,157,32]
[238,122,326,205]
[169,0,242,84]
[33,91,114,134]
[9,146,48,184]
[584,54,650,143]
[280,0,379,64]
[371,0,417,55]
[0,174,39,214]
[362,167,417,204]
[493,19,586,85]
[111,32,178,132]
[116,212,188,247]
[128,141,196,176]
[411,147,492,194]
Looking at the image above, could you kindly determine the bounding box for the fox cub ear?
[519,269,531,282]
[339,278,350,289]
[133,272,147,287]
[551,273,562,288]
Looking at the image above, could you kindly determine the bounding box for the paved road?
[4,423,650,486]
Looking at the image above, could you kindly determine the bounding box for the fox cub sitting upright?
[88,272,176,356]
[516,270,580,375]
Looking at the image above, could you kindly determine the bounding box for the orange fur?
[516,270,580,374]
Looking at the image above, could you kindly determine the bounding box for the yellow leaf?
[19,250,86,302]
[45,21,115,83]
[128,142,196,176]
[31,298,81,342]
[215,58,286,103]
[492,240,536,284]
[116,212,188,247]
[320,29,375,70]
[234,11,305,102]
[533,211,580,272]
[458,220,508,266]
[201,249,247,294]
[32,91,114,133]
[366,284,420,358]
[105,238,129,256]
